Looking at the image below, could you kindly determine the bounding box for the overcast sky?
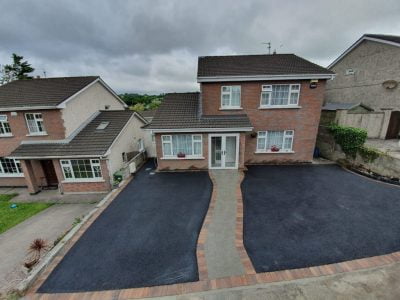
[1,0,399,94]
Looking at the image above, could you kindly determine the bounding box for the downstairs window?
[60,159,102,181]
[0,158,23,177]
[162,134,202,158]
[257,130,294,153]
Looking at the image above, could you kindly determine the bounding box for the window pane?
[222,94,230,106]
[266,131,284,150]
[0,158,22,174]
[231,87,241,106]
[257,137,266,150]
[261,92,270,106]
[271,85,289,105]
[163,143,172,156]
[290,92,299,105]
[193,141,202,155]
[284,137,293,150]
[162,135,171,142]
[172,135,192,155]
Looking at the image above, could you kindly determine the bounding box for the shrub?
[328,124,367,158]
[358,146,381,163]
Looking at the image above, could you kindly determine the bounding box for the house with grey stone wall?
[325,34,400,139]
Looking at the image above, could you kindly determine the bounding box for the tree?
[130,103,145,112]
[0,53,35,85]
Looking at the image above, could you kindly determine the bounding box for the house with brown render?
[146,54,334,170]
[0,76,148,194]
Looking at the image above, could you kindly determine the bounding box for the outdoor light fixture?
[310,79,318,89]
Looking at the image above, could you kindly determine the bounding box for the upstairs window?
[257,130,294,153]
[260,84,300,107]
[25,113,46,135]
[0,115,12,137]
[221,86,241,109]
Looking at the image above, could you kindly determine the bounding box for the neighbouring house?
[0,76,148,194]
[138,109,157,157]
[146,54,334,170]
[325,34,400,139]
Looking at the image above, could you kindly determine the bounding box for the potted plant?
[177,152,186,158]
[270,145,280,152]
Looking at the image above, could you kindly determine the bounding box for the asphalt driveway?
[39,160,212,292]
[242,164,400,273]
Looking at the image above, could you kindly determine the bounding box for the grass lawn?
[0,194,52,234]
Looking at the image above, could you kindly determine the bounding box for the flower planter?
[270,146,280,152]
[177,152,186,158]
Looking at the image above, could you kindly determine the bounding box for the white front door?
[209,134,239,169]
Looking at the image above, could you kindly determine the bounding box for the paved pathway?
[205,170,245,279]
[0,203,95,296]
[154,262,400,299]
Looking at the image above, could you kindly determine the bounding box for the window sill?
[255,151,295,154]
[0,134,13,138]
[0,174,24,178]
[62,179,105,183]
[258,105,301,110]
[26,132,48,137]
[219,107,243,111]
[161,156,205,160]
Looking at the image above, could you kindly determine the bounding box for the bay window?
[60,159,102,181]
[221,86,241,108]
[25,113,46,135]
[0,115,12,137]
[256,130,294,153]
[260,84,300,107]
[162,134,203,158]
[0,158,23,177]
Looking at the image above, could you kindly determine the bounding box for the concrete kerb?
[15,177,131,294]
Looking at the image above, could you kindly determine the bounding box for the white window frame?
[0,115,12,137]
[0,157,24,177]
[220,85,241,109]
[161,134,203,159]
[60,159,103,182]
[259,84,301,108]
[25,113,47,135]
[256,130,294,153]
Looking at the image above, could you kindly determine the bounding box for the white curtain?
[172,135,193,155]
[266,131,284,149]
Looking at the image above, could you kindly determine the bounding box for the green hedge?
[328,124,367,158]
[358,146,381,163]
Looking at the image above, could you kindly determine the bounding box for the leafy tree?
[130,103,145,112]
[119,93,164,110]
[0,53,35,85]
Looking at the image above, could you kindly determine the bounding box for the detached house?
[0,76,147,194]
[147,54,334,170]
[325,34,400,139]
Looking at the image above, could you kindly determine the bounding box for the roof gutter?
[0,106,56,112]
[197,74,335,83]
[145,127,254,133]
[11,154,106,159]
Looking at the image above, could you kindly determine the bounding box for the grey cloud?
[0,0,399,93]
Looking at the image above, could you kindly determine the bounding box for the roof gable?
[329,34,400,69]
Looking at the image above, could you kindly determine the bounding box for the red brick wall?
[53,159,112,193]
[0,109,66,157]
[0,177,26,187]
[201,80,326,163]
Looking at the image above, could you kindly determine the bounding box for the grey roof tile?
[147,92,252,130]
[11,110,136,157]
[0,76,99,108]
[197,54,334,77]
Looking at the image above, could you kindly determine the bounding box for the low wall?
[317,126,400,178]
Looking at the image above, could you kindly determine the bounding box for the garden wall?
[317,126,400,178]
